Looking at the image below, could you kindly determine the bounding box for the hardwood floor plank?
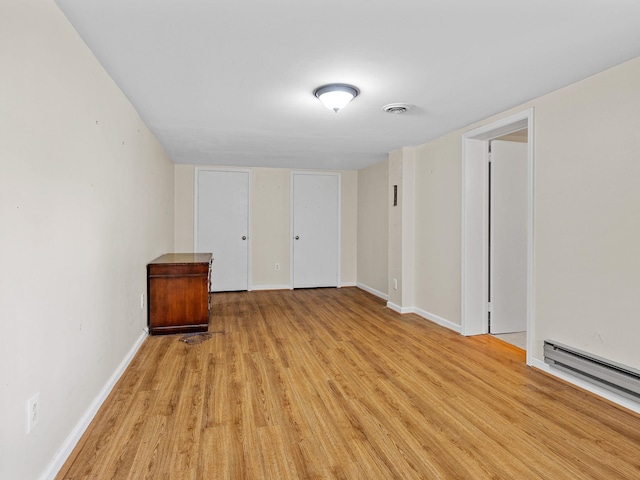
[256,426,300,479]
[57,288,640,479]
[124,414,167,480]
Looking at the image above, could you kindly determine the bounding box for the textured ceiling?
[55,0,640,170]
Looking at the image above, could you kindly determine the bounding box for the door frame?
[290,171,341,289]
[194,167,252,291]
[460,108,534,365]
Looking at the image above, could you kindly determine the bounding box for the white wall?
[174,165,358,288]
[252,168,291,288]
[340,171,358,285]
[175,164,195,251]
[413,133,462,326]
[387,149,404,307]
[532,57,640,366]
[0,1,174,478]
[356,159,389,297]
[387,148,416,311]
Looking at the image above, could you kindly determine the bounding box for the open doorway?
[461,109,534,364]
[489,131,528,350]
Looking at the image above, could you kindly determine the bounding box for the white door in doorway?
[291,172,340,288]
[490,140,527,334]
[196,169,250,292]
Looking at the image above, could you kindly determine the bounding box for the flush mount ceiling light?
[314,83,359,113]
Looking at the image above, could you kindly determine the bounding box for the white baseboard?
[252,283,356,291]
[251,284,290,291]
[413,307,461,334]
[386,301,413,314]
[530,358,640,416]
[40,330,148,480]
[385,302,461,334]
[356,283,389,300]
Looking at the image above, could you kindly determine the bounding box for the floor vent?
[544,340,640,402]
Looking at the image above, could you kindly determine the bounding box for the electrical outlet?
[275,263,280,271]
[140,293,145,309]
[393,278,398,290]
[27,392,40,433]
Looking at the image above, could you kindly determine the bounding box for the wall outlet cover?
[27,392,40,433]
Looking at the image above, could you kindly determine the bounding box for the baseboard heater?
[544,340,640,402]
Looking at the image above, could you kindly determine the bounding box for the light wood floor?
[57,288,640,479]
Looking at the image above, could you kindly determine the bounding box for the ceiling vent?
[382,103,414,114]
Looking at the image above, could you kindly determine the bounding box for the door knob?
[295,235,300,240]
[242,236,247,240]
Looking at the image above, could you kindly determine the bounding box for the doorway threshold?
[491,331,526,350]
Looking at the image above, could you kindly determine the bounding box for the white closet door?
[490,141,527,333]
[292,173,340,288]
[196,170,249,292]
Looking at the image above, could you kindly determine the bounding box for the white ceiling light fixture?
[314,83,359,113]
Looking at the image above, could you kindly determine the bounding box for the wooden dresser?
[147,253,212,335]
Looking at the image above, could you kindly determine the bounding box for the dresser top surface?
[148,253,212,265]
